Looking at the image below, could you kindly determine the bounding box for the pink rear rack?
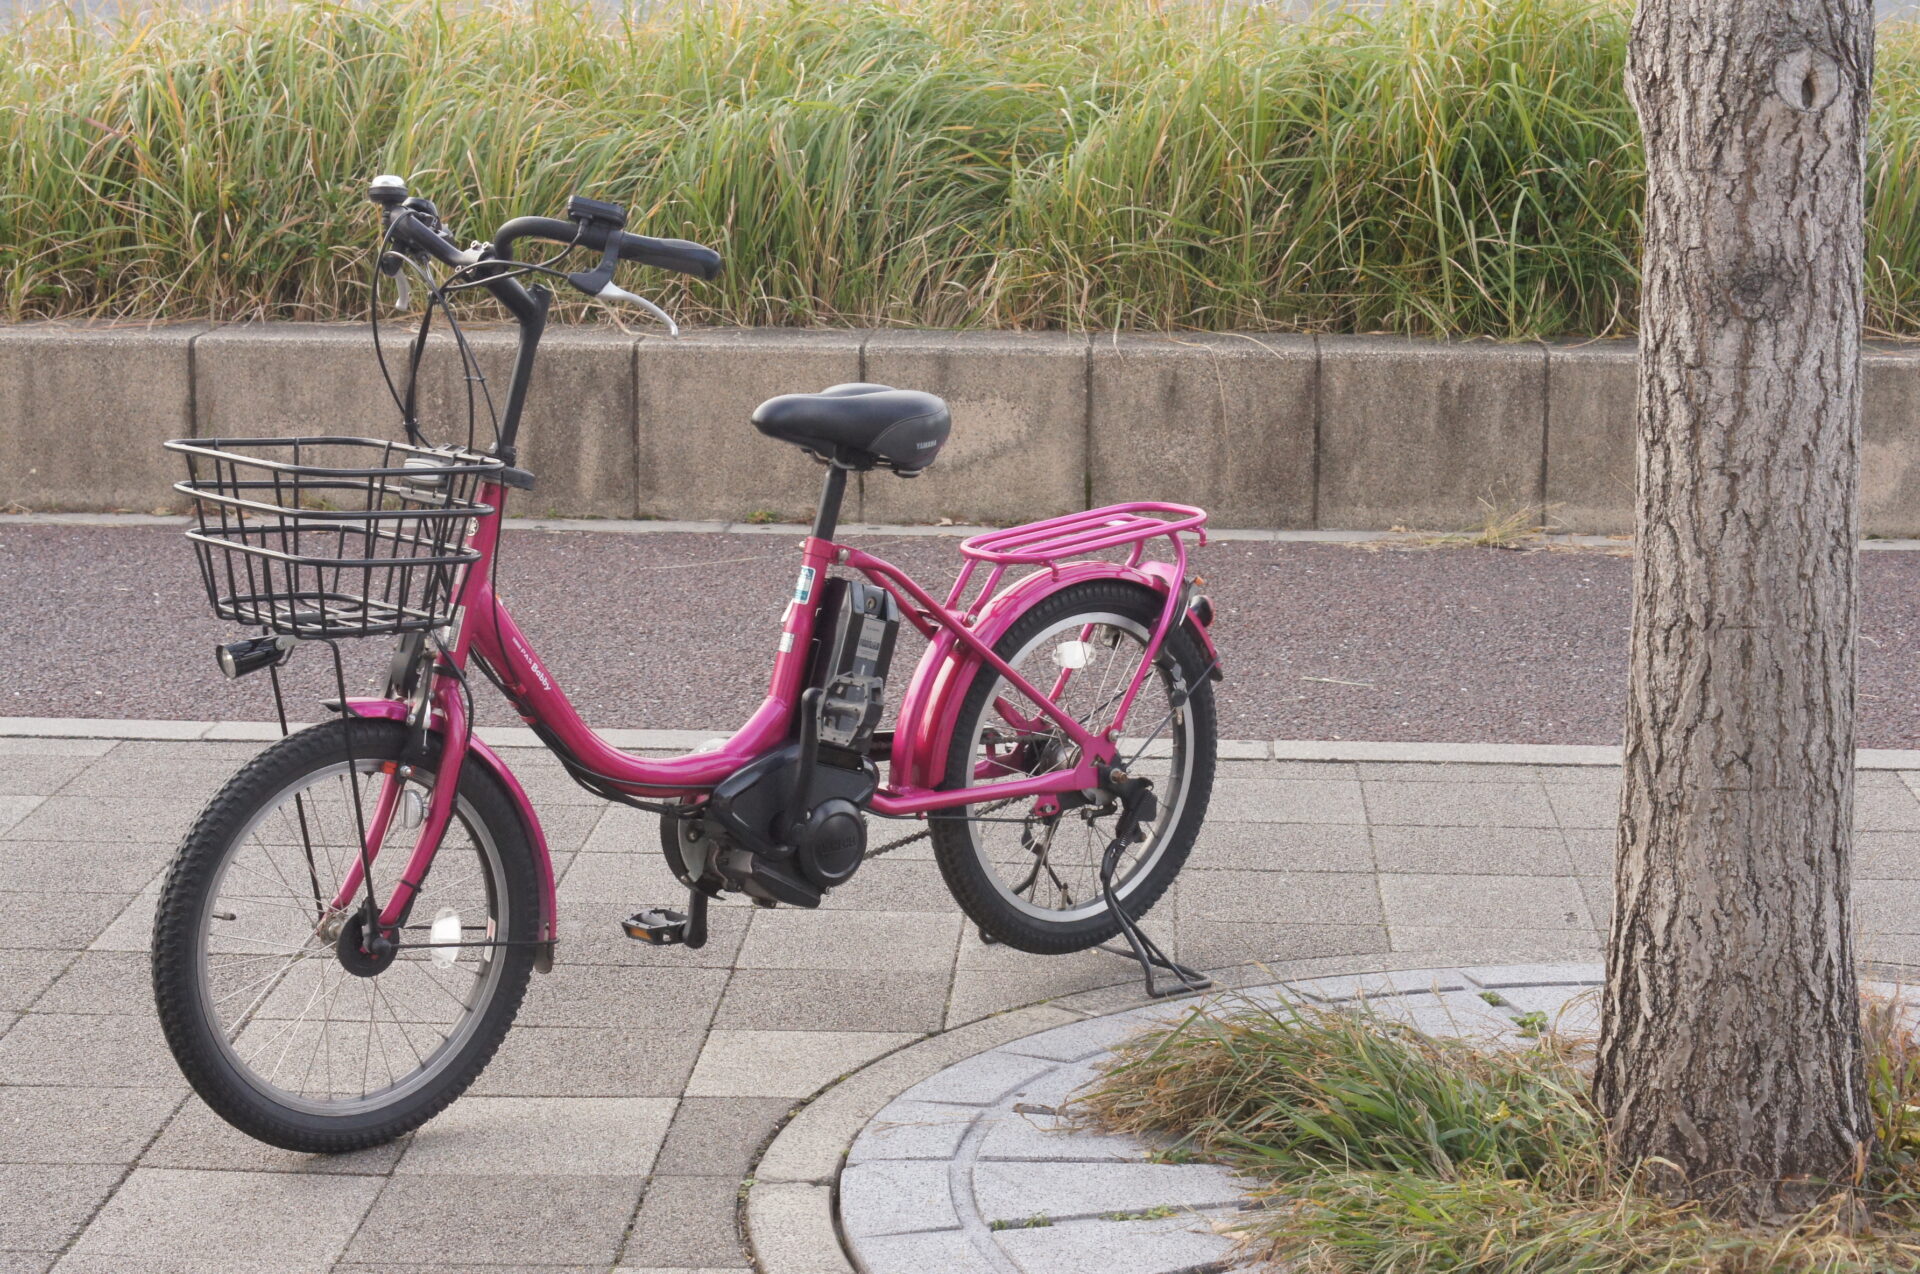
[960,502,1208,567]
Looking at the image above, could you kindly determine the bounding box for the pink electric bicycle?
[151,179,1222,1152]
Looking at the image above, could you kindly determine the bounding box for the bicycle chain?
[862,797,1021,862]
[862,824,934,861]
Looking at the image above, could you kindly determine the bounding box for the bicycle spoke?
[296,968,351,1099]
[360,980,377,1097]
[366,980,397,1093]
[211,955,311,1009]
[218,951,316,1045]
[256,972,332,1083]
[373,980,428,1071]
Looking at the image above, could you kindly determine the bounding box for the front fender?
[889,562,1175,792]
[345,698,558,951]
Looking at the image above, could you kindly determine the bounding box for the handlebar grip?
[619,233,723,282]
[491,215,723,281]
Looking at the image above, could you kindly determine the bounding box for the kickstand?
[1095,854,1211,999]
[1094,774,1211,1000]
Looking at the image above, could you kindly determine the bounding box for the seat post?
[811,464,849,542]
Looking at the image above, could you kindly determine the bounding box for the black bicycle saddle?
[751,383,951,475]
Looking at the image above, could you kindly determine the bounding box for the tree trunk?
[1593,0,1875,1221]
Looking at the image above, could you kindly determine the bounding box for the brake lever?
[587,281,679,337]
[564,230,679,336]
[375,250,413,311]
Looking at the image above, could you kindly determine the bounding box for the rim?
[958,610,1196,925]
[193,757,509,1119]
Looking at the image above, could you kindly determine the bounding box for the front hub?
[336,906,400,978]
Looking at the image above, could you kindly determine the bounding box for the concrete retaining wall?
[5,323,1919,533]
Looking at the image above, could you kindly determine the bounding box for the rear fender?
[1137,560,1224,679]
[345,698,558,956]
[889,561,1174,792]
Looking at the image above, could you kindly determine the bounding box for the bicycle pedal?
[622,907,691,945]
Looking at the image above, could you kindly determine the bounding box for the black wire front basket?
[168,436,503,639]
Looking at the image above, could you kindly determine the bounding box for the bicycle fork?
[324,670,473,940]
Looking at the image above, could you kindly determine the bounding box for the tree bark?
[1593,0,1875,1221]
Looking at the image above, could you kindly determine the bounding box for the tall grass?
[0,0,1917,335]
[1081,996,1920,1273]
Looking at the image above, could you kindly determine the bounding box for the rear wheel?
[151,717,538,1152]
[930,580,1216,954]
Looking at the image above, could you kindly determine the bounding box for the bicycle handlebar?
[369,177,723,282]
[492,216,723,281]
[377,207,471,270]
[366,177,721,460]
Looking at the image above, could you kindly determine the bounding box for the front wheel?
[151,717,539,1152]
[930,579,1217,954]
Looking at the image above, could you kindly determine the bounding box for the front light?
[215,635,292,679]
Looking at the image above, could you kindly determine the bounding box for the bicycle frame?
[327,482,1203,940]
[321,208,1209,943]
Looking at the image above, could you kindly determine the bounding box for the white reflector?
[430,908,463,968]
[1054,640,1094,669]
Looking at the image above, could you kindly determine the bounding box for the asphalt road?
[9,522,1920,747]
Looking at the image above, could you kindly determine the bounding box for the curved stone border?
[838,1005,1247,1274]
[836,961,1610,1274]
[834,965,1914,1274]
[740,949,1604,1274]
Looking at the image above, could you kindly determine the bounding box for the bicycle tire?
[151,717,539,1152]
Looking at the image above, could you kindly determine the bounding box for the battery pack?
[807,578,900,753]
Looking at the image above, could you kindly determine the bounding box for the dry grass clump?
[1079,993,1920,1272]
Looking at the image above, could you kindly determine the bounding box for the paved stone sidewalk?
[3,732,1919,1272]
[837,962,1608,1274]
